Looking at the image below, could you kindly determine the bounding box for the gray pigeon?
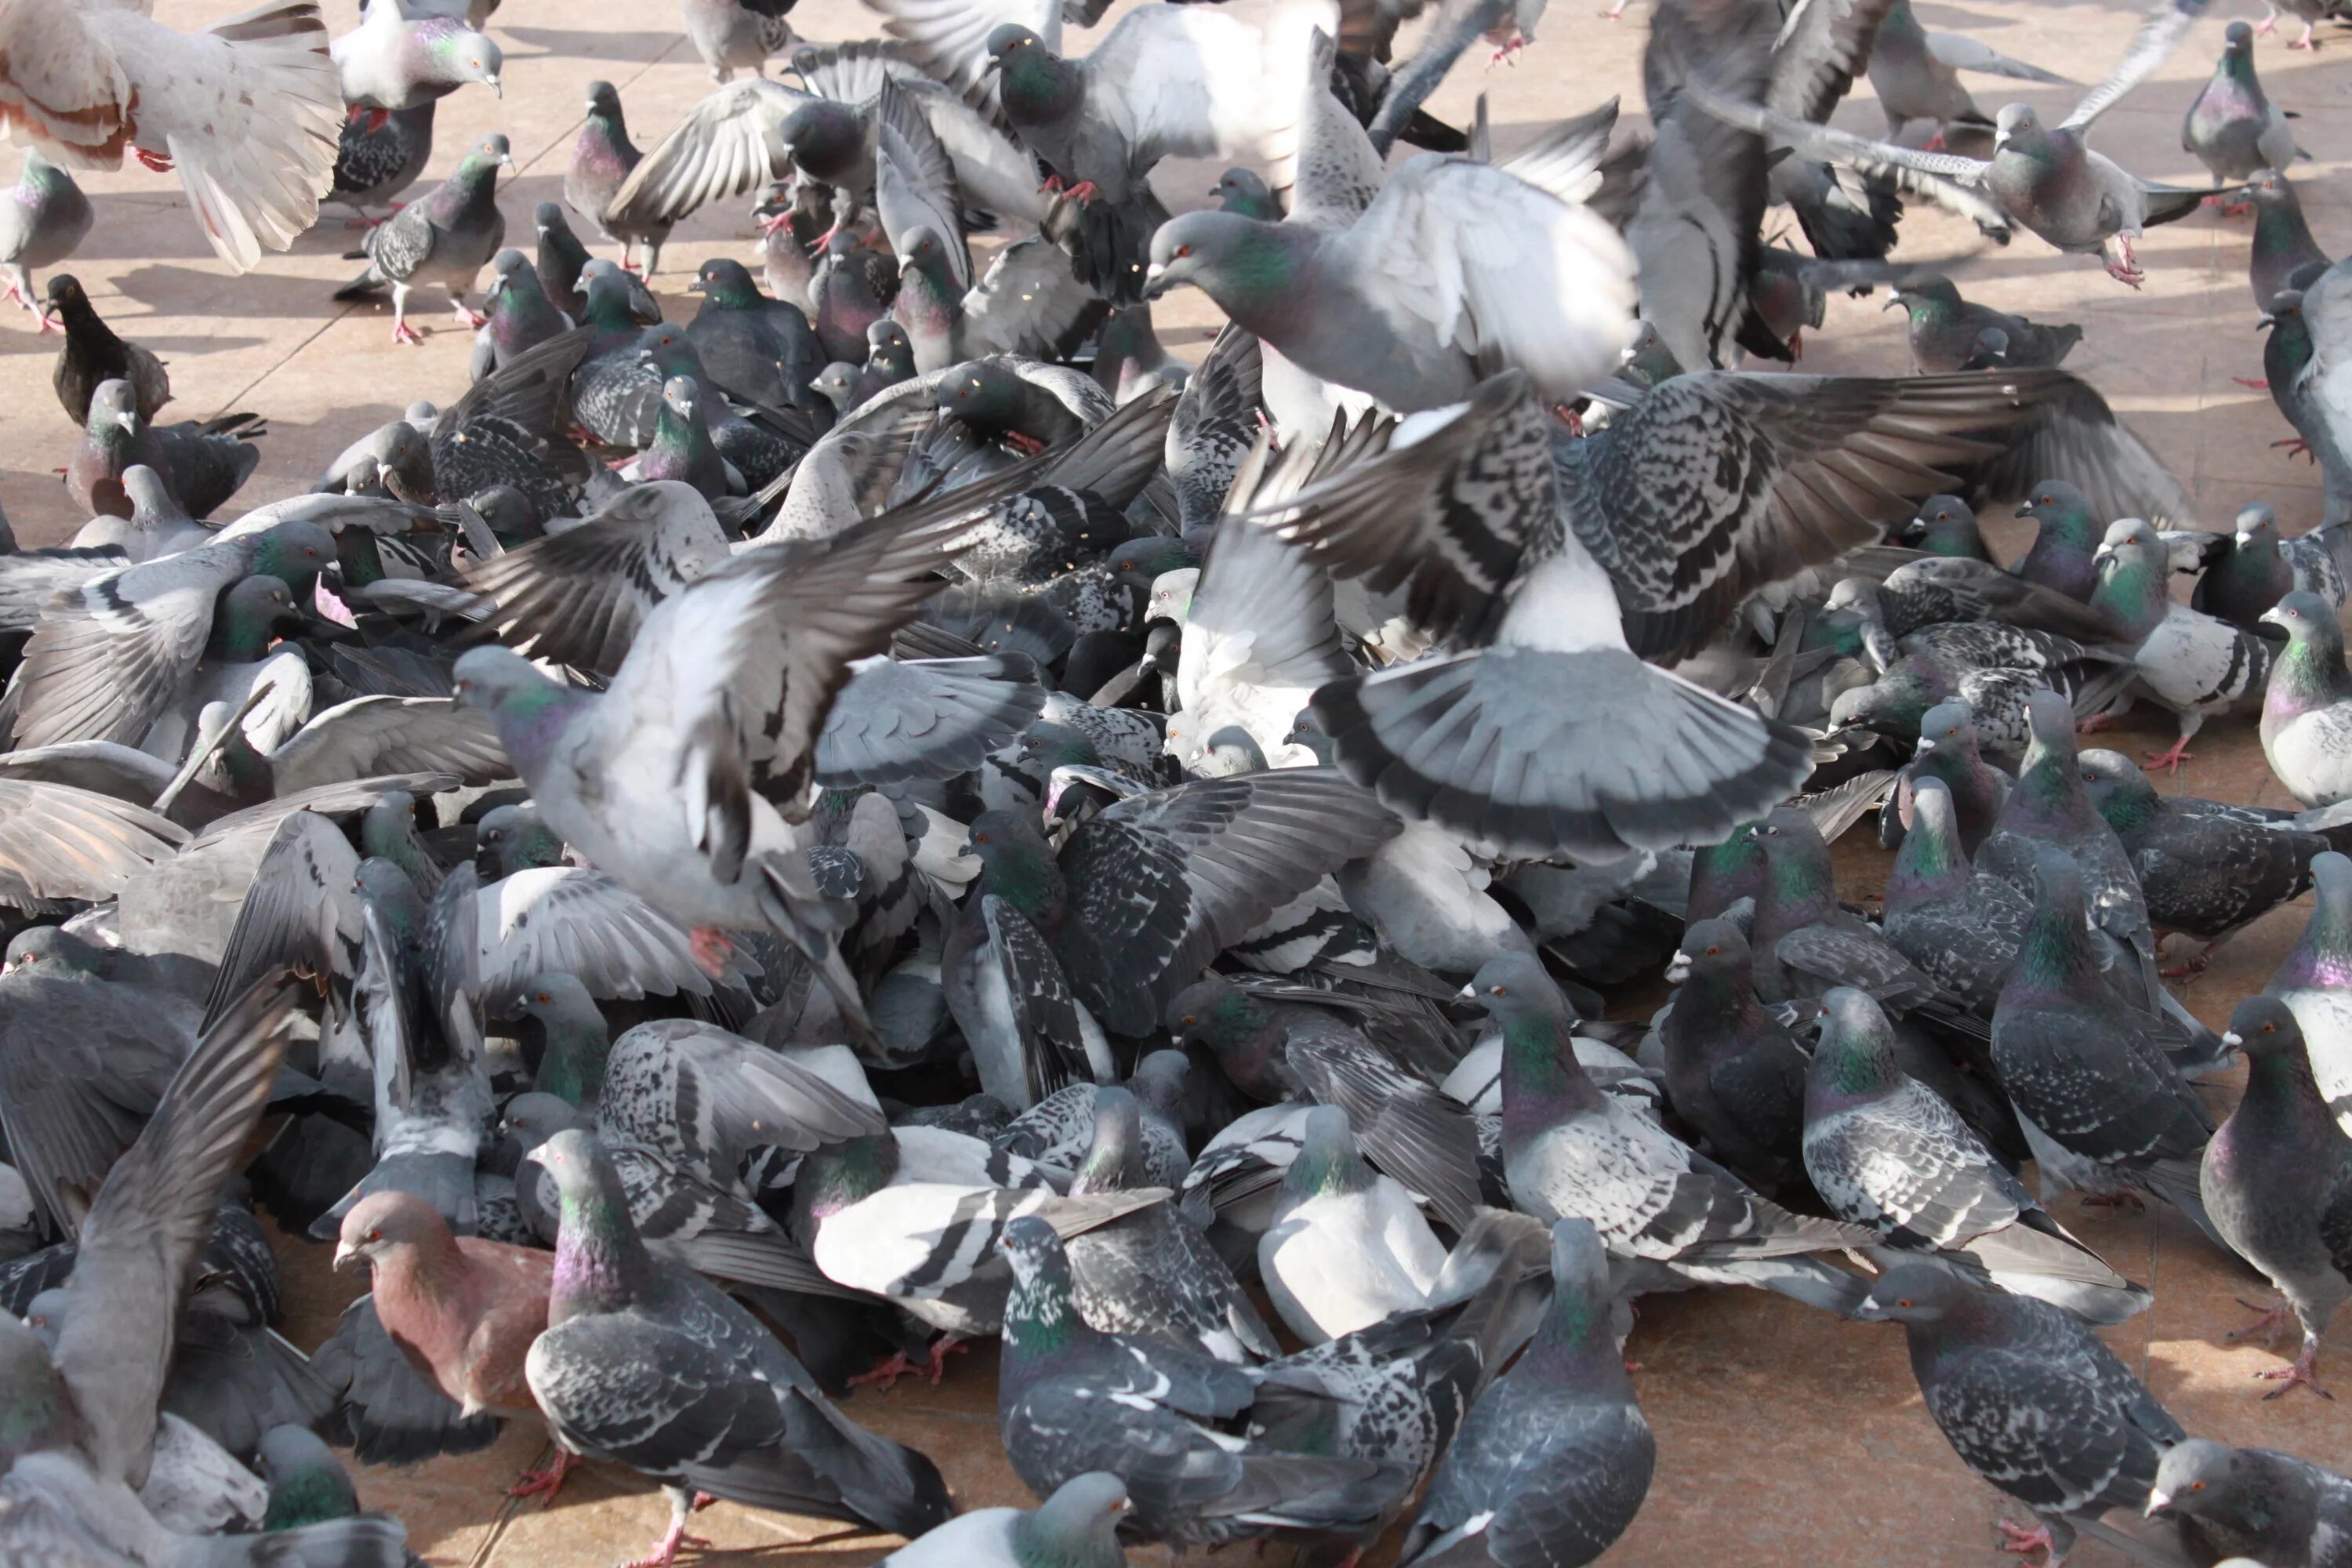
[2184,22,2300,191]
[1804,987,2148,1324]
[1866,0,2072,144]
[1697,0,2215,286]
[2148,1439,2352,1568]
[0,152,90,329]
[880,1472,1130,1568]
[524,1128,953,1566]
[2197,502,2352,629]
[1884,276,2081,373]
[2089,517,2273,775]
[1879,778,2030,1014]
[332,132,514,344]
[2268,852,2352,1138]
[1880,699,2011,856]
[1477,952,1874,1313]
[2261,593,2352,808]
[2202,994,2352,1399]
[683,0,798,82]
[332,2,502,110]
[2246,169,2331,309]
[1857,1261,2185,1568]
[994,1214,1405,1550]
[1988,848,2218,1229]
[1395,1218,1653,1568]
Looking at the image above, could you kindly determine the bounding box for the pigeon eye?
[536,992,550,1004]
[2190,1482,2206,1493]
[1174,245,1192,259]
[1896,1298,1914,1308]
[367,1228,382,1242]
[1490,985,1507,996]
[2264,1022,2276,1033]
[1705,946,1719,956]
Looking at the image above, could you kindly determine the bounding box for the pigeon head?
[789,1133,902,1231]
[1130,1050,1189,1118]
[1534,1218,1614,1353]
[1664,916,1749,986]
[1108,535,1197,590]
[0,1312,77,1464]
[477,803,564,878]
[532,1128,659,1315]
[1019,1474,1131,1568]
[1914,699,1978,757]
[4,925,109,978]
[1145,212,1293,313]
[516,973,611,1108]
[999,1217,1086,1358]
[2146,1439,2252,1524]
[986,23,1048,60]
[86,377,139,436]
[936,358,1025,428]
[1897,495,1982,557]
[2007,847,2098,1000]
[214,575,299,660]
[429,24,503,94]
[1466,954,1599,1138]
[866,318,912,361]
[688,257,762,307]
[1286,1105,1374,1199]
[2090,518,2169,637]
[2078,748,2158,837]
[1857,1261,1975,1323]
[122,465,185,524]
[1072,1086,1148,1195]
[1687,822,1767,922]
[1884,274,1962,318]
[1991,103,2048,157]
[42,272,91,323]
[2259,591,2351,719]
[585,79,621,117]
[2222,994,2307,1069]
[453,645,586,751]
[1960,328,2010,371]
[778,100,862,181]
[2233,501,2277,548]
[2012,478,2097,542]
[334,1189,456,1273]
[2221,19,2256,56]
[535,199,567,234]
[811,362,857,409]
[1886,776,1969,914]
[1755,807,1834,909]
[1165,974,1271,1056]
[246,517,337,593]
[463,133,515,180]
[257,1425,360,1530]
[964,809,1063,922]
[1807,988,1904,1104]
[1193,725,1268,777]
[895,223,956,288]
[1209,167,1279,220]
[659,374,700,422]
[1831,660,1944,738]
[500,1091,586,1152]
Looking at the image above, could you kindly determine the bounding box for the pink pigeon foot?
[2292,22,2319,48]
[1923,132,1948,153]
[2256,9,2279,33]
[848,1352,923,1393]
[2231,1296,2295,1346]
[621,1519,712,1568]
[2236,376,2270,389]
[1486,33,1528,66]
[390,320,424,346]
[1003,431,1047,456]
[1997,1519,2056,1565]
[2143,736,2195,775]
[688,927,734,979]
[2276,436,2316,462]
[2159,946,2216,979]
[506,1448,582,1507]
[1040,174,1065,194]
[1064,180,1101,205]
[455,303,488,328]
[134,147,175,173]
[757,209,795,238]
[2258,1341,2332,1400]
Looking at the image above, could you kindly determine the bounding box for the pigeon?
[1657,918,1809,1195]
[684,0,798,82]
[1745,804,1956,1011]
[1866,0,2073,144]
[2011,480,2108,604]
[1804,987,2148,1323]
[2079,747,2330,949]
[1885,277,2082,373]
[2261,593,2352,808]
[255,1424,370,1531]
[1988,848,2217,1224]
[534,201,592,318]
[1064,1086,1279,1365]
[2200,995,2352,1399]
[0,0,343,271]
[0,151,89,329]
[68,379,264,522]
[683,257,826,413]
[880,1472,1131,1568]
[1258,1104,1450,1345]
[1477,951,1873,1312]
[2184,22,2300,192]
[469,250,571,382]
[1857,1261,2186,1568]
[993,1053,1191,1185]
[332,0,501,111]
[994,1214,1403,1550]
[2088,517,2273,774]
[1879,699,2012,857]
[524,1127,954,1566]
[2198,503,2352,629]
[1694,0,2214,286]
[1879,778,2033,1016]
[330,1191,552,1426]
[2148,1439,2352,1567]
[1394,1218,1652,1568]
[1145,155,1635,412]
[1899,496,1994,564]
[333,132,514,346]
[2246,169,2331,309]
[46,274,169,426]
[330,100,436,228]
[2267,853,2352,1143]
[568,81,670,277]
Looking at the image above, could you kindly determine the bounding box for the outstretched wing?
[2060,0,2209,131]
[606,77,816,229]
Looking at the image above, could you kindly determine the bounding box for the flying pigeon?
[1866,0,2073,144]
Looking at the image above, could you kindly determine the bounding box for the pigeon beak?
[2221,1030,2243,1050]
[487,74,503,98]
[1142,263,1174,301]
[331,1240,360,1271]
[1453,982,1477,1003]
[1664,952,1692,982]
[2145,1490,2172,1517]
[1880,293,1900,311]
[1912,733,1937,753]
[2261,606,2288,630]
[686,278,706,294]
[2013,500,2034,517]
[982,55,1002,74]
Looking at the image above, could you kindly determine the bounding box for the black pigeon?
[1396,1218,1652,1568]
[1658,918,1809,1196]
[995,1215,1404,1550]
[45,274,169,426]
[1804,988,2147,1325]
[1858,1261,2186,1568]
[524,1129,953,1567]
[2201,995,2352,1400]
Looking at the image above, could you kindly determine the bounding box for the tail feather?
[782,1386,956,1538]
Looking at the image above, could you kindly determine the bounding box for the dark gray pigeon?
[1657,918,1808,1195]
[995,1215,1404,1551]
[524,1128,953,1566]
[332,132,514,345]
[1886,276,2081,373]
[1879,699,2012,857]
[2148,1438,2352,1568]
[2245,170,2330,310]
[1857,1261,2185,1568]
[1804,987,2148,1324]
[2201,995,2352,1399]
[1395,1218,1652,1568]
[2195,502,2352,630]
[2267,851,2352,1138]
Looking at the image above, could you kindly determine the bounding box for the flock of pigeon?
[9,0,2352,1564]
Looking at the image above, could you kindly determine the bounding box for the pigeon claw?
[2101,233,2144,289]
[621,1520,713,1568]
[2230,1296,2295,1347]
[2143,737,2195,775]
[506,1448,582,1507]
[688,927,735,979]
[1486,33,1528,67]
[133,147,175,173]
[2258,1343,2332,1400]
[1064,180,1102,206]
[2234,376,2270,390]
[1002,431,1048,456]
[2276,436,2318,463]
[1996,1519,2056,1565]
[390,320,425,347]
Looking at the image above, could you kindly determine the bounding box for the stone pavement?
[13,0,2352,1563]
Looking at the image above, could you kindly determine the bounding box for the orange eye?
[1490,985,1508,996]
[2190,1482,2206,1493]
[1704,946,1720,956]
[536,992,550,1004]
[1175,244,1192,259]
[1896,1298,1914,1308]
[368,1228,383,1242]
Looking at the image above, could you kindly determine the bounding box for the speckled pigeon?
[1880,777,2032,1015]
[2089,518,2272,774]
[2081,747,2331,951]
[2148,1439,2352,1567]
[332,132,513,345]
